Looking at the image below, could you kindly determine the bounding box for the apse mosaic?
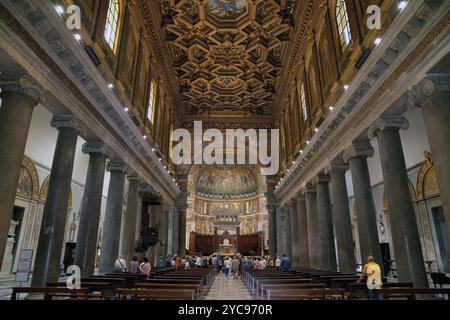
[196,165,257,198]
[208,0,247,19]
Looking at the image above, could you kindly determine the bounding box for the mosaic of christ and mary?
[208,0,247,19]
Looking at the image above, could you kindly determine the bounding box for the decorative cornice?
[368,115,409,139]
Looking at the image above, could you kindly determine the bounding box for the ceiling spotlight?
[398,1,407,10]
[74,33,82,41]
[287,169,290,173]
[159,158,162,161]
[300,150,303,154]
[306,140,310,145]
[124,107,129,112]
[329,106,334,111]
[314,127,319,133]
[151,147,155,152]
[107,83,114,89]
[374,37,382,46]
[343,85,349,91]
[143,135,147,139]
[55,5,64,15]
[292,160,295,165]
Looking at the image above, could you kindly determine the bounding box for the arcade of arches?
[0,0,449,300]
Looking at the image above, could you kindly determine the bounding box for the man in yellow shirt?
[357,256,384,300]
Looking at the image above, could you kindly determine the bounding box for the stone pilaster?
[410,75,450,236]
[177,192,188,257]
[326,160,356,274]
[314,172,337,271]
[98,160,127,273]
[0,75,44,267]
[304,183,321,269]
[343,140,383,269]
[283,205,293,258]
[32,115,84,286]
[74,141,110,276]
[275,207,284,257]
[120,172,140,264]
[369,115,428,287]
[296,191,309,268]
[265,192,277,260]
[289,198,300,266]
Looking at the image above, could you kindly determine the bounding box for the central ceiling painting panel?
[162,0,296,118]
[208,0,247,19]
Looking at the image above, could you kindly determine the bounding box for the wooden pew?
[268,288,346,300]
[11,287,92,300]
[347,282,413,299]
[135,283,203,299]
[115,288,196,300]
[255,278,312,299]
[374,288,450,300]
[260,283,326,300]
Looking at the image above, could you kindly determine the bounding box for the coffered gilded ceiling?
[154,0,301,126]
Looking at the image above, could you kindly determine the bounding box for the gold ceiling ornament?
[158,0,297,119]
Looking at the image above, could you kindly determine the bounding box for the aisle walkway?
[206,271,252,300]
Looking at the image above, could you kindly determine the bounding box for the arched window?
[299,83,308,121]
[336,0,352,51]
[147,80,156,123]
[104,0,121,53]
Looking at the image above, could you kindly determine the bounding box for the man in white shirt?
[196,256,203,269]
[224,257,232,279]
[113,256,127,273]
[275,257,281,269]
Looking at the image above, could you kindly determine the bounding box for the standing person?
[357,256,384,300]
[128,256,139,274]
[224,257,232,279]
[261,257,267,270]
[211,255,218,272]
[275,256,282,270]
[139,257,151,277]
[156,256,164,269]
[185,258,191,270]
[175,255,182,270]
[280,254,291,272]
[196,256,203,269]
[232,256,240,279]
[113,256,127,273]
[218,256,223,273]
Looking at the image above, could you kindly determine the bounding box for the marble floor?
[205,271,252,300]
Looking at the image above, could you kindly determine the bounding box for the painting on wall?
[16,167,32,197]
[208,0,246,19]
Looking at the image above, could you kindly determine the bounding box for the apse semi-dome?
[195,164,257,199]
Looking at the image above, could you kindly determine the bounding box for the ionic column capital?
[368,115,409,139]
[343,140,374,164]
[51,114,87,136]
[313,171,330,185]
[106,159,127,173]
[302,182,316,195]
[326,160,349,175]
[82,141,111,158]
[409,74,450,106]
[126,172,139,181]
[0,74,46,104]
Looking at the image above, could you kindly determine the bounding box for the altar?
[218,239,236,256]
